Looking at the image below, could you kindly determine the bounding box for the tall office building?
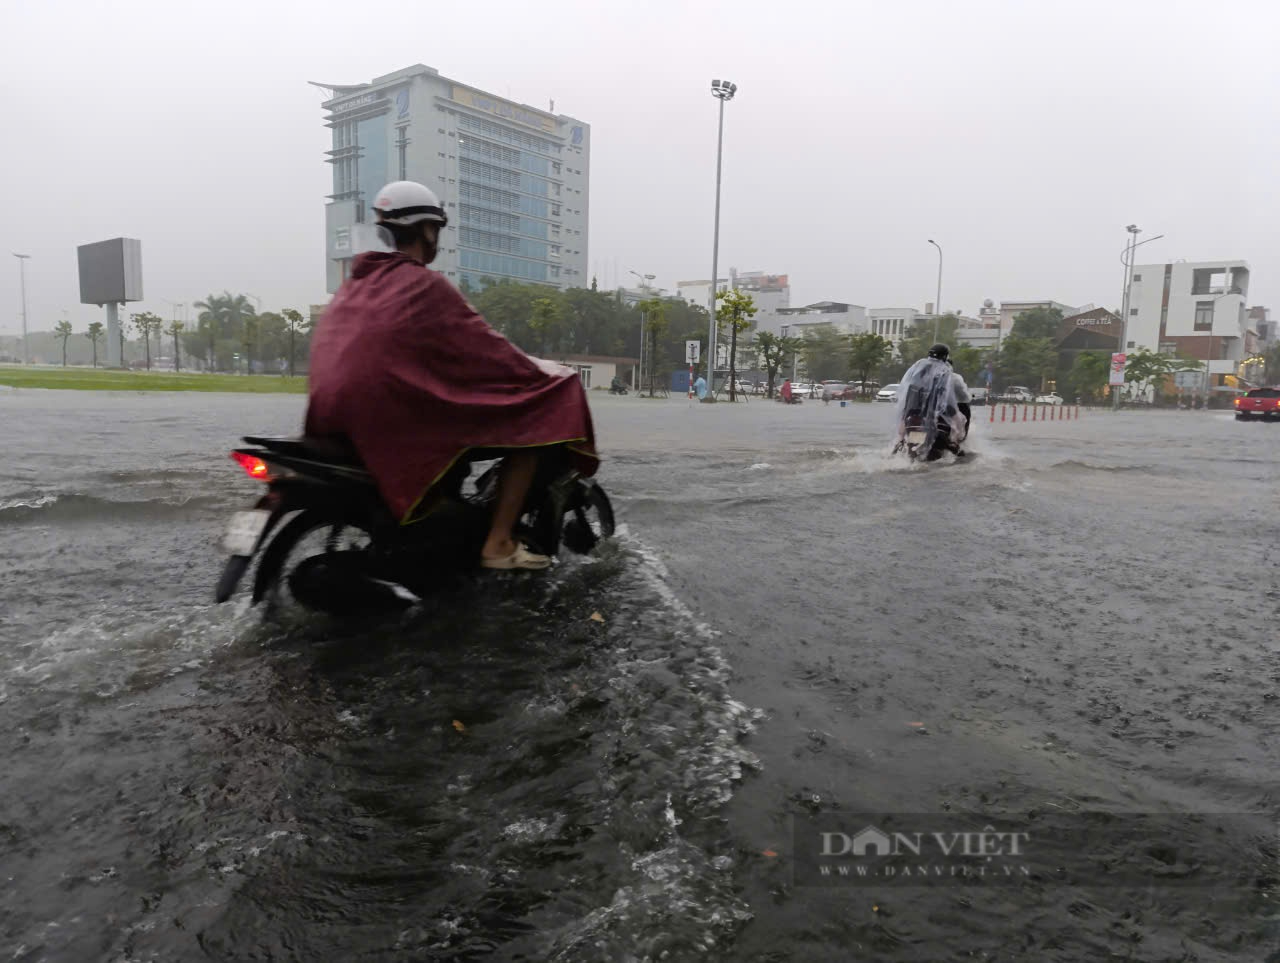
[313,64,590,294]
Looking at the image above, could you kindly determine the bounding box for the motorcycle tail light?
[231,451,271,481]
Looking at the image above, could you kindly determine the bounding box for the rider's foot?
[480,539,552,571]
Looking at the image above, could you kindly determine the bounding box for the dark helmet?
[927,343,950,360]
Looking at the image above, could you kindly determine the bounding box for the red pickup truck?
[1234,387,1280,420]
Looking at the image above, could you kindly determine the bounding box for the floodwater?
[0,388,1276,962]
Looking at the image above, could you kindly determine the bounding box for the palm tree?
[55,320,73,366]
[85,321,104,368]
[194,292,256,372]
[166,320,184,371]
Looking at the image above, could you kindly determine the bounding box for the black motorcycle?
[213,436,615,615]
[609,380,629,395]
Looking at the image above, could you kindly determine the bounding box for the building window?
[1132,273,1142,282]
[1192,269,1228,295]
[1194,301,1214,330]
[1129,308,1138,315]
[396,126,409,180]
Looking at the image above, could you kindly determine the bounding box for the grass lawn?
[0,366,307,393]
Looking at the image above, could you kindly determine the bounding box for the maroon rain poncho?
[305,252,598,524]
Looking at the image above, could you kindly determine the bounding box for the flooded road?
[1,389,1276,961]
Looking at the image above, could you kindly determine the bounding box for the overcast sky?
[2,0,1276,335]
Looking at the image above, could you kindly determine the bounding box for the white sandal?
[480,542,552,571]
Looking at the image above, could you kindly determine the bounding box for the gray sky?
[2,0,1277,335]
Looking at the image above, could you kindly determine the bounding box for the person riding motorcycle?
[305,181,599,571]
[894,343,972,459]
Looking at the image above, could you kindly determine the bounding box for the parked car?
[968,386,990,405]
[819,380,850,400]
[1036,393,1064,405]
[1234,386,1280,420]
[852,381,880,396]
[998,386,1035,403]
[876,383,901,403]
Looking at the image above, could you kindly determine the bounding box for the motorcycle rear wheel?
[252,510,387,614]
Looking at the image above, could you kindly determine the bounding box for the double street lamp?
[706,78,737,391]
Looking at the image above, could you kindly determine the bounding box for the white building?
[868,308,919,344]
[677,277,729,312]
[313,63,589,294]
[1127,260,1251,385]
[774,302,867,339]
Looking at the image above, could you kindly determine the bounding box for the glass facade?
[356,115,388,210]
[454,113,568,288]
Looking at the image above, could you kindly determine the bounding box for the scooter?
[609,381,629,395]
[893,412,968,462]
[213,436,615,615]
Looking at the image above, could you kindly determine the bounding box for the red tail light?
[231,451,271,481]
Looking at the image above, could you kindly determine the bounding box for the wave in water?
[0,491,221,525]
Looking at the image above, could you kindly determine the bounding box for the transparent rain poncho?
[894,357,966,453]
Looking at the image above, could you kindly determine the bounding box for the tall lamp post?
[13,253,30,365]
[927,239,943,342]
[630,270,655,392]
[1113,226,1165,410]
[707,78,737,395]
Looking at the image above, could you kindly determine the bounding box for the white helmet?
[372,181,448,228]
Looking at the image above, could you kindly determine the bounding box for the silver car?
[876,383,900,403]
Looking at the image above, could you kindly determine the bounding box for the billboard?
[1109,352,1127,387]
[77,238,143,305]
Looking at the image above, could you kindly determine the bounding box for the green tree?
[85,321,104,368]
[847,332,893,394]
[527,297,565,355]
[254,312,289,369]
[281,308,307,377]
[1010,306,1065,340]
[1122,348,1200,404]
[1265,343,1280,384]
[1066,351,1109,403]
[950,344,985,385]
[998,337,1058,391]
[752,331,804,398]
[193,292,256,371]
[130,311,163,370]
[166,320,184,371]
[240,314,259,374]
[802,326,853,382]
[715,288,757,400]
[54,320,73,367]
[469,280,550,350]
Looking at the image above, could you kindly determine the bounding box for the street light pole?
[629,270,655,393]
[928,240,943,343]
[13,253,30,365]
[1112,226,1168,410]
[707,79,737,397]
